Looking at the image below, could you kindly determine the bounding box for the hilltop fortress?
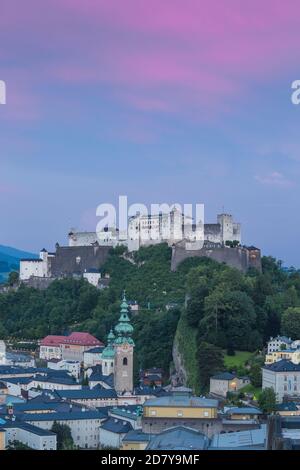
[20,211,261,283]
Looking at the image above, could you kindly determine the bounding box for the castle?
[19,211,260,282]
[68,210,241,251]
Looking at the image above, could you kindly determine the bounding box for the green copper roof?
[107,329,116,344]
[101,346,115,359]
[114,292,134,344]
[114,336,135,346]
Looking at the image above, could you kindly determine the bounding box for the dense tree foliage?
[197,342,224,392]
[51,422,74,450]
[281,307,300,339]
[0,245,299,390]
[258,387,277,413]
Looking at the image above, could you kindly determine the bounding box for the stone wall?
[171,242,261,272]
[50,245,111,277]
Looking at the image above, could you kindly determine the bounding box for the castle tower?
[217,213,234,244]
[113,293,134,394]
[101,329,116,376]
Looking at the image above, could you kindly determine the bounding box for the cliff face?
[172,312,201,394]
[171,337,188,387]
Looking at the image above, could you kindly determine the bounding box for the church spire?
[114,292,134,344]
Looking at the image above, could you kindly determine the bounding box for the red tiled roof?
[40,332,103,347]
[40,335,66,346]
[63,332,103,346]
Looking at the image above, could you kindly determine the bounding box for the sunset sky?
[1,0,300,265]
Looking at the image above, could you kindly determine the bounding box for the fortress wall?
[50,245,111,277]
[171,244,261,272]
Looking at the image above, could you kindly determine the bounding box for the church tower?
[113,293,134,394]
[101,329,116,376]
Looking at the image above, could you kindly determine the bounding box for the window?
[123,357,128,366]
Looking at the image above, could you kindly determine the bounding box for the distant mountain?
[0,245,37,283]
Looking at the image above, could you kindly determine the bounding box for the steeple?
[114,291,134,344]
[113,293,135,394]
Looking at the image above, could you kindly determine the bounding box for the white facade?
[47,360,81,379]
[29,378,81,391]
[262,367,300,402]
[39,345,62,361]
[4,424,57,450]
[99,426,127,449]
[68,211,241,253]
[83,271,101,287]
[25,415,103,449]
[83,350,102,368]
[0,341,6,365]
[267,336,292,354]
[20,249,54,281]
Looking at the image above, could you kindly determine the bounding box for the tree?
[8,271,19,286]
[258,387,276,413]
[249,364,262,388]
[82,374,89,386]
[51,422,74,450]
[201,289,258,350]
[281,307,300,339]
[197,341,224,393]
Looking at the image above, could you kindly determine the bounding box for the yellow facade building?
[265,350,300,365]
[0,430,5,451]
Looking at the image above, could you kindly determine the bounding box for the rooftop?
[146,426,209,451]
[144,395,218,408]
[41,332,103,347]
[57,387,117,400]
[263,359,300,372]
[100,417,133,434]
[211,372,236,381]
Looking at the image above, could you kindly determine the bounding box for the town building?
[56,387,118,408]
[210,425,266,450]
[140,368,163,387]
[99,417,133,449]
[47,359,81,379]
[1,421,57,450]
[0,341,6,365]
[209,372,250,397]
[276,402,300,416]
[83,347,104,368]
[39,332,103,362]
[262,360,300,402]
[0,428,5,450]
[19,409,106,449]
[265,349,300,365]
[142,388,219,437]
[121,429,150,450]
[267,336,293,354]
[146,426,210,451]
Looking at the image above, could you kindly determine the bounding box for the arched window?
[123,357,128,366]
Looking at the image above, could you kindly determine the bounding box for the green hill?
[0,243,299,391]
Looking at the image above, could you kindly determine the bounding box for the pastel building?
[40,332,103,362]
[210,372,250,397]
[142,388,219,437]
[262,360,300,402]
